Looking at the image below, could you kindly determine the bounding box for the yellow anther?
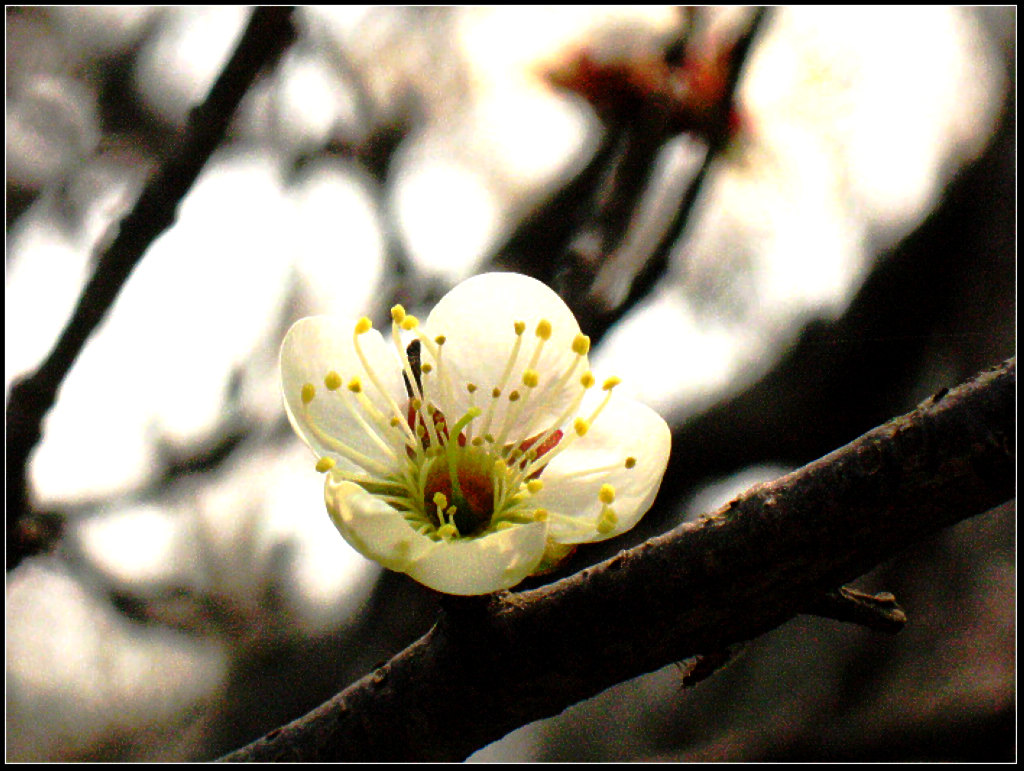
[527,480,544,494]
[324,371,342,391]
[572,334,590,355]
[597,507,618,534]
[435,335,446,345]
[574,417,590,436]
[602,376,622,391]
[466,383,477,393]
[401,315,419,330]
[522,369,539,388]
[580,371,595,389]
[599,484,616,504]
[494,458,509,475]
[471,436,484,446]
[301,383,316,404]
[514,321,526,336]
[315,456,336,473]
[535,319,552,340]
[534,508,549,522]
[421,362,433,374]
[390,416,401,427]
[348,376,363,394]
[411,397,422,411]
[491,387,501,398]
[508,390,521,402]
[390,304,406,323]
[483,433,495,444]
[355,317,372,334]
[433,492,449,511]
[437,523,458,540]
[625,456,637,469]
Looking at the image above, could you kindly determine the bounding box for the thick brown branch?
[5,7,296,569]
[222,357,1014,762]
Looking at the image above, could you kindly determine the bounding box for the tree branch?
[5,7,296,569]
[222,357,1014,762]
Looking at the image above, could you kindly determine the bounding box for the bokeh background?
[5,6,1015,761]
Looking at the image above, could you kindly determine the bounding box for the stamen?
[332,379,403,463]
[301,383,316,404]
[598,484,616,504]
[433,491,449,516]
[513,367,595,479]
[596,506,618,535]
[479,322,526,438]
[518,370,611,480]
[352,317,418,447]
[525,319,552,373]
[389,321,428,449]
[325,371,342,391]
[316,457,336,473]
[428,334,454,418]
[625,457,637,469]
[299,399,392,476]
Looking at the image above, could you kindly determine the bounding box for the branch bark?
[5,7,296,569]
[222,357,1015,762]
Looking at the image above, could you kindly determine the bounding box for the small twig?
[5,7,296,569]
[677,647,740,689]
[805,587,908,634]
[221,358,1013,762]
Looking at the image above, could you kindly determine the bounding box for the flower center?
[423,447,497,536]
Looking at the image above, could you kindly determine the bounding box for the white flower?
[280,272,671,595]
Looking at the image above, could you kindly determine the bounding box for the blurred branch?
[599,7,769,333]
[555,8,771,342]
[222,357,1014,762]
[5,7,296,570]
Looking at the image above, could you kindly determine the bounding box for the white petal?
[408,520,549,595]
[531,394,671,544]
[421,272,586,439]
[325,478,549,595]
[280,316,407,473]
[324,477,437,570]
